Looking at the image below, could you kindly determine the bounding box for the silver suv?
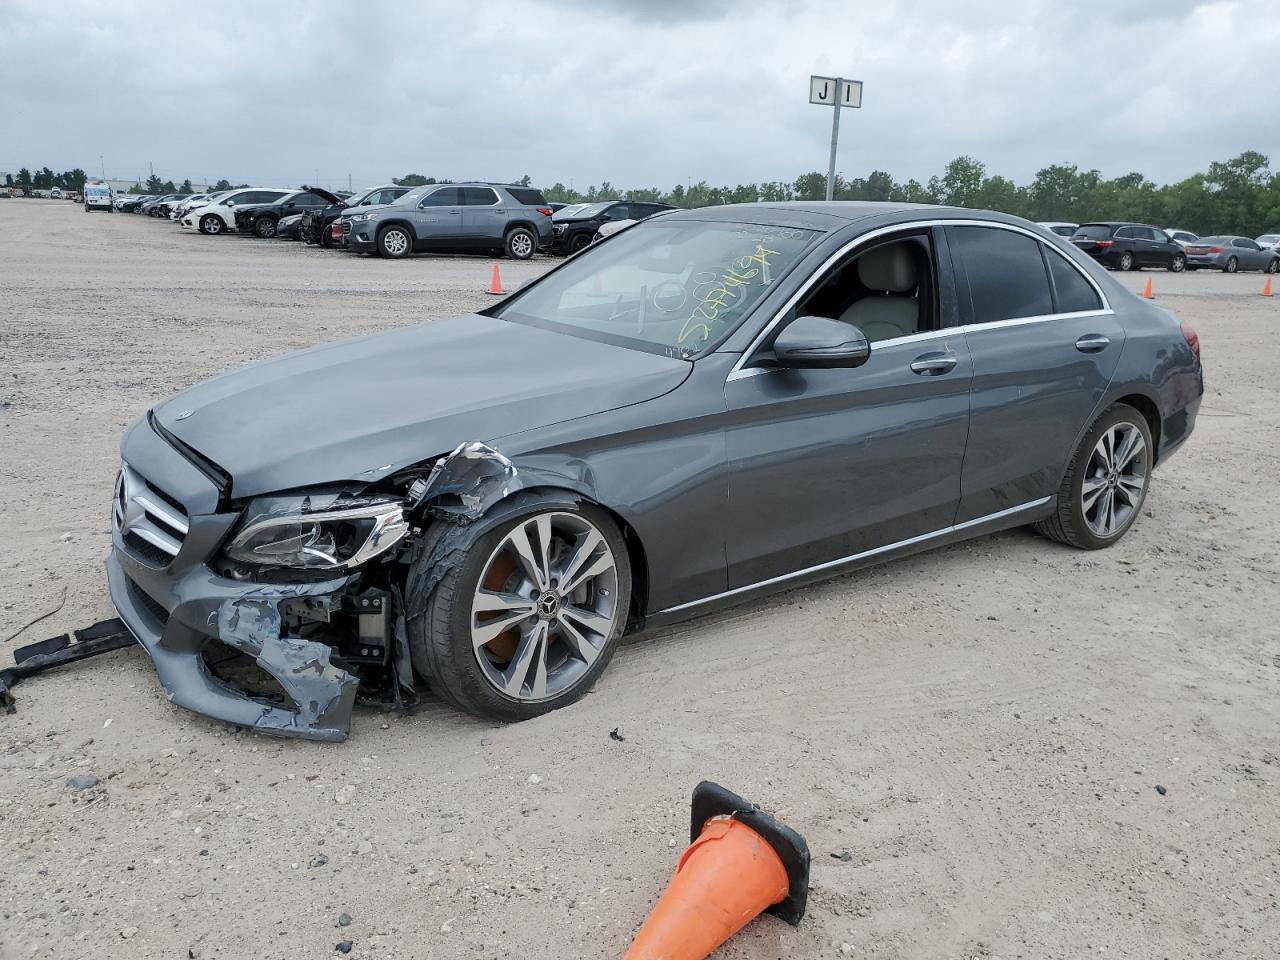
[342,183,553,260]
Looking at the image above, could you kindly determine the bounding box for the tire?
[321,225,336,249]
[199,214,224,236]
[377,225,412,258]
[568,232,592,253]
[1034,403,1153,550]
[1224,256,1238,274]
[253,217,277,239]
[406,496,632,721]
[1266,258,1279,274]
[1168,253,1185,272]
[1118,251,1136,271]
[504,226,537,260]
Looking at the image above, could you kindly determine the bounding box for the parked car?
[50,187,63,199]
[276,213,303,240]
[1183,236,1280,273]
[234,186,345,238]
[141,194,184,217]
[83,182,113,212]
[180,188,292,235]
[1070,222,1186,272]
[170,193,217,221]
[117,194,151,213]
[1255,233,1280,254]
[1164,228,1199,247]
[106,202,1202,739]
[1037,221,1078,238]
[0,187,11,198]
[551,200,675,253]
[341,182,553,260]
[301,185,409,247]
[593,218,635,242]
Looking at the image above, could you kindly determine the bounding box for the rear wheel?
[377,225,411,258]
[406,499,631,721]
[504,226,536,260]
[1224,256,1238,273]
[1168,253,1185,272]
[1035,403,1152,550]
[199,214,223,235]
[1266,258,1279,274]
[1118,251,1136,271]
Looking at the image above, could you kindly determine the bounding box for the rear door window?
[461,187,501,206]
[1045,250,1104,314]
[952,226,1055,323]
[1074,224,1114,240]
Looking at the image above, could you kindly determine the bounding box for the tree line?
[10,151,1278,235]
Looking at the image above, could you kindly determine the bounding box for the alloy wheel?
[1081,423,1147,539]
[381,229,409,256]
[509,231,534,259]
[470,512,620,702]
[1119,252,1134,271]
[1170,254,1185,272]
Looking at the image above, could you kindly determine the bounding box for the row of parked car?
[115,183,676,259]
[1038,221,1280,274]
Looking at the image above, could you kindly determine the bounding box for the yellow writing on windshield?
[677,243,781,345]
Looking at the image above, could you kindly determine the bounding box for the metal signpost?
[809,75,863,201]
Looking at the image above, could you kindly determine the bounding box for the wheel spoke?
[1116,474,1145,504]
[560,604,614,638]
[500,622,545,696]
[1116,431,1146,472]
[473,590,535,614]
[1100,489,1116,535]
[506,522,547,591]
[1082,474,1108,512]
[472,607,535,648]
[561,552,613,596]
[534,514,553,588]
[557,616,599,667]
[556,530,603,592]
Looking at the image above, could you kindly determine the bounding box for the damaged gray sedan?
[108,202,1203,740]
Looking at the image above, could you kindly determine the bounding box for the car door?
[1149,227,1179,266]
[722,227,973,588]
[1234,237,1264,269]
[948,224,1126,523]
[460,186,505,246]
[413,186,462,248]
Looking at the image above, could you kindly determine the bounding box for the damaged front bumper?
[107,550,361,741]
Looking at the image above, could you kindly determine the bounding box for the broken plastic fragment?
[410,441,517,521]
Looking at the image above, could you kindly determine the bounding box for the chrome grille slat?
[114,463,190,562]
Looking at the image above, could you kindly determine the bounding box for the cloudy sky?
[1,0,1274,192]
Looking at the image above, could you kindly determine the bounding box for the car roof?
[661,200,1040,232]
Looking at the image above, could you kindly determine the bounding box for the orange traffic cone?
[1141,277,1154,299]
[624,782,809,960]
[484,262,506,296]
[1263,276,1274,297]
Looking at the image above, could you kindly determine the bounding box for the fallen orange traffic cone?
[1263,277,1273,297]
[1141,277,1154,299]
[484,262,506,296]
[624,782,809,960]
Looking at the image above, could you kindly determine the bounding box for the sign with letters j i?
[809,76,863,108]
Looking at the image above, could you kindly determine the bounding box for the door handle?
[910,352,958,375]
[1075,334,1110,353]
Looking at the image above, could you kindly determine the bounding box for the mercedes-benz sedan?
[107,202,1203,740]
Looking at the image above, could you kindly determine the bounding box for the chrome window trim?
[726,218,1112,383]
[657,496,1052,616]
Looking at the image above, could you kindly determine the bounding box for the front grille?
[114,464,190,565]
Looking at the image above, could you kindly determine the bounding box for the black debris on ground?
[609,727,625,742]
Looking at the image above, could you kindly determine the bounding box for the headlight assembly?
[223,492,409,570]
[349,213,379,222]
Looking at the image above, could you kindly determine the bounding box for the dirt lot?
[1,198,1277,960]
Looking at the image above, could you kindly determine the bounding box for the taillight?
[1095,240,1114,248]
[1180,321,1200,362]
[1207,246,1223,254]
[536,207,553,217]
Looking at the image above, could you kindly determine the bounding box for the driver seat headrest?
[857,243,917,293]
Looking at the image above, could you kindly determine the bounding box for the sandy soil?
[1,198,1277,960]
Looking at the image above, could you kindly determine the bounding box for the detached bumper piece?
[0,618,137,713]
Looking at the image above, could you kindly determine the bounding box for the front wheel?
[377,225,411,258]
[568,232,592,254]
[1266,258,1279,274]
[253,217,277,239]
[1118,251,1136,271]
[1224,256,1238,273]
[199,214,224,235]
[1035,404,1153,550]
[1168,253,1185,272]
[406,499,631,721]
[504,226,536,260]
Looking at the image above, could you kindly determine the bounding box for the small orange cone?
[1141,277,1154,299]
[484,262,506,296]
[624,782,809,960]
[1263,276,1274,297]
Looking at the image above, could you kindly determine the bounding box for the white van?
[83,182,114,213]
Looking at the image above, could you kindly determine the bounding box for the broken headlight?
[223,492,409,570]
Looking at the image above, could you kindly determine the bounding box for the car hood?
[153,314,692,498]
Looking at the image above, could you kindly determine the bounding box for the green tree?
[543,182,583,203]
[393,174,436,186]
[145,174,164,193]
[213,179,233,192]
[179,179,193,194]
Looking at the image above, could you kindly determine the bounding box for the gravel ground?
[1,198,1278,960]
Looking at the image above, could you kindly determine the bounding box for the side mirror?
[772,315,871,369]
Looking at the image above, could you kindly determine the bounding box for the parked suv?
[551,200,675,253]
[302,185,410,246]
[1070,222,1186,272]
[342,183,553,260]
[234,186,345,238]
[181,188,292,235]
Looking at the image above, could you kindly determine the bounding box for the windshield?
[555,202,610,221]
[1257,235,1280,244]
[1197,236,1231,244]
[498,219,821,358]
